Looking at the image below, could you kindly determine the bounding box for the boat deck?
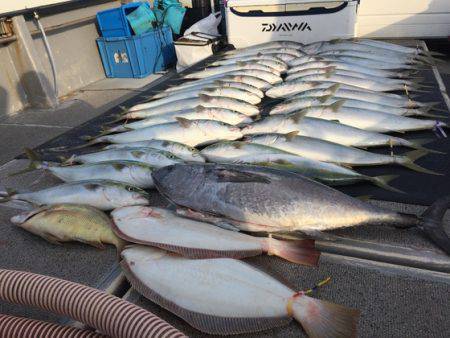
[0,40,449,337]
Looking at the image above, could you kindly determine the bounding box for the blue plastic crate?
[96,26,176,78]
[96,2,151,37]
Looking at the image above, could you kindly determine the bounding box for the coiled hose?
[0,269,186,338]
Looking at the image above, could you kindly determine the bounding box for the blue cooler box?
[96,26,176,78]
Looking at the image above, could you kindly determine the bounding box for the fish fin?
[175,207,240,231]
[419,196,450,255]
[57,137,103,151]
[409,138,445,154]
[284,131,299,141]
[399,150,443,175]
[131,150,145,158]
[232,142,244,149]
[317,95,333,104]
[213,168,271,184]
[121,260,292,335]
[328,83,340,94]
[371,175,404,193]
[355,195,372,202]
[265,237,320,266]
[290,111,306,123]
[39,232,63,245]
[329,100,345,112]
[292,295,359,338]
[198,93,213,102]
[9,148,45,176]
[0,188,16,203]
[195,105,206,112]
[176,117,193,128]
[78,238,106,249]
[324,66,336,73]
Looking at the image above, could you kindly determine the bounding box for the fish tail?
[398,150,443,175]
[265,237,320,266]
[418,196,450,255]
[8,148,47,177]
[292,294,359,338]
[407,138,445,154]
[423,50,446,57]
[104,113,127,125]
[370,175,403,193]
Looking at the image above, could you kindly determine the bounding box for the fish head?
[112,205,164,222]
[106,183,149,207]
[10,206,49,226]
[121,245,167,264]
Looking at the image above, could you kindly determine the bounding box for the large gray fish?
[86,119,243,147]
[102,139,204,163]
[246,132,441,169]
[240,115,436,151]
[111,206,319,265]
[121,245,358,336]
[152,163,450,254]
[1,180,149,210]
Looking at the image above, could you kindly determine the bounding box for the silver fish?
[223,47,303,59]
[288,84,434,108]
[1,180,149,210]
[121,245,358,336]
[246,132,438,174]
[211,57,287,73]
[266,81,367,98]
[32,160,156,189]
[241,114,434,151]
[90,119,243,147]
[67,147,182,167]
[111,206,319,265]
[184,62,281,79]
[269,95,433,117]
[103,139,204,162]
[302,102,446,133]
[126,95,259,118]
[104,107,252,133]
[154,80,264,99]
[224,41,304,55]
[152,163,450,254]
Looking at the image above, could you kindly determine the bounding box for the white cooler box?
[225,0,358,48]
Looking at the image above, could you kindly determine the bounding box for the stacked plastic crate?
[96,2,177,78]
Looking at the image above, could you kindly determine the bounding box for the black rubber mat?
[21,50,450,206]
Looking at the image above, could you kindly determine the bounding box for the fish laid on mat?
[121,245,359,336]
[0,180,149,210]
[241,115,438,151]
[128,95,259,117]
[102,139,204,162]
[63,147,182,168]
[200,141,401,190]
[111,206,319,265]
[11,204,123,249]
[85,119,243,147]
[152,163,450,254]
[300,103,447,133]
[103,107,252,134]
[183,62,281,79]
[155,79,264,98]
[20,149,156,188]
[246,132,441,166]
